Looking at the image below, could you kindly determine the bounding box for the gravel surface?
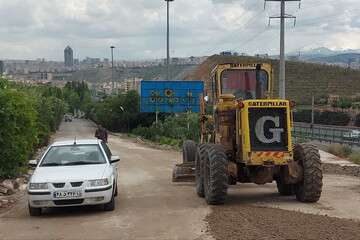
[206,204,360,240]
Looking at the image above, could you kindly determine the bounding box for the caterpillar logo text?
[248,101,287,107]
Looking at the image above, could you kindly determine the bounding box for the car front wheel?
[114,183,118,197]
[104,185,116,211]
[28,205,42,216]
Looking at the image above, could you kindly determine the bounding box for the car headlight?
[88,178,109,187]
[29,183,49,190]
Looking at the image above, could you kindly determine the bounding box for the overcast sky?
[0,0,359,61]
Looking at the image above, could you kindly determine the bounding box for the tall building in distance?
[0,61,4,75]
[64,46,74,67]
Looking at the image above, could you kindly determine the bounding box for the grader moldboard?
[172,62,323,205]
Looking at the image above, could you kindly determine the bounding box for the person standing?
[95,125,108,143]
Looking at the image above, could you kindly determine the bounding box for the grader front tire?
[204,144,228,205]
[294,144,323,203]
[182,140,197,163]
[195,144,208,198]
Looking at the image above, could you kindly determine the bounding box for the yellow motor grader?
[173,62,323,205]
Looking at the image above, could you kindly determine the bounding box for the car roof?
[51,139,102,147]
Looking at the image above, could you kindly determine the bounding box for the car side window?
[101,142,112,160]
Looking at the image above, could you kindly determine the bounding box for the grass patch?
[349,152,360,165]
[327,144,352,158]
[328,143,360,165]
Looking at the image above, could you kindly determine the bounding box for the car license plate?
[53,191,82,199]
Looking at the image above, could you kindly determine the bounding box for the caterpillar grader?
[173,62,323,205]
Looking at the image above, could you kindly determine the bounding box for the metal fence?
[292,122,360,146]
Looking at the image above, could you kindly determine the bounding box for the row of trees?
[63,81,93,115]
[132,113,200,147]
[0,78,67,177]
[0,78,165,177]
[315,95,360,111]
[294,109,351,126]
[89,90,199,147]
[0,78,94,178]
[91,90,155,132]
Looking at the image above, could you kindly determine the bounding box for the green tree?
[0,78,66,177]
[0,89,38,177]
[338,98,352,110]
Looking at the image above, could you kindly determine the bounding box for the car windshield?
[40,144,106,167]
[221,69,269,99]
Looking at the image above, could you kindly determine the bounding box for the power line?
[265,0,301,99]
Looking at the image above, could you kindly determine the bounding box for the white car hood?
[31,164,109,183]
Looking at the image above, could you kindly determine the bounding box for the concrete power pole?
[165,0,174,80]
[265,0,301,99]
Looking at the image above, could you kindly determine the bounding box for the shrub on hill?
[93,90,156,132]
[132,113,200,147]
[317,111,350,126]
[294,109,350,126]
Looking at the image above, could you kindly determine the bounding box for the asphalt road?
[0,119,359,240]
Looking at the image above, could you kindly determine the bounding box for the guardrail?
[292,122,360,146]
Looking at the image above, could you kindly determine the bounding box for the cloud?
[0,0,358,60]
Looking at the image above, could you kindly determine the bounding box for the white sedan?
[27,139,120,216]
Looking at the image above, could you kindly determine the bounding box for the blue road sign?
[140,80,204,113]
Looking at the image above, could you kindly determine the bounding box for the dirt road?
[0,119,211,240]
[0,119,359,240]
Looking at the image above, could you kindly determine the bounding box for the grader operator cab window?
[221,69,269,99]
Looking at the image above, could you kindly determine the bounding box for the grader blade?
[172,162,195,182]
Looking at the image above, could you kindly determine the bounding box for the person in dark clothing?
[95,125,108,143]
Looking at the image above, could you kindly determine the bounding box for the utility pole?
[311,95,315,126]
[165,0,174,80]
[110,46,115,94]
[265,0,301,99]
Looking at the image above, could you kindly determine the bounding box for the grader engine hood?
[240,100,293,165]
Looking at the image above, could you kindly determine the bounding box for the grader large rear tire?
[204,144,228,205]
[183,140,197,163]
[294,144,323,203]
[195,144,208,198]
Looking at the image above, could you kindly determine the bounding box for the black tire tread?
[204,144,228,205]
[195,144,208,198]
[183,140,197,163]
[104,184,116,211]
[29,205,41,216]
[294,144,323,203]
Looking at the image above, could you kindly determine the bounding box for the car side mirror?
[29,160,38,168]
[110,156,120,164]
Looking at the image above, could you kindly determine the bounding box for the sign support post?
[156,111,159,125]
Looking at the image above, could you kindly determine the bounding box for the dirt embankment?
[206,204,360,240]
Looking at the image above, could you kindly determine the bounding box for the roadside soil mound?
[206,204,360,240]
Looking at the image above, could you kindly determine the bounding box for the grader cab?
[173,62,323,205]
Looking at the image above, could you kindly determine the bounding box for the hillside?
[70,64,196,83]
[288,47,360,59]
[185,55,360,104]
[308,53,360,64]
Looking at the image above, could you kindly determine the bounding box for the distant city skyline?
[0,0,358,60]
